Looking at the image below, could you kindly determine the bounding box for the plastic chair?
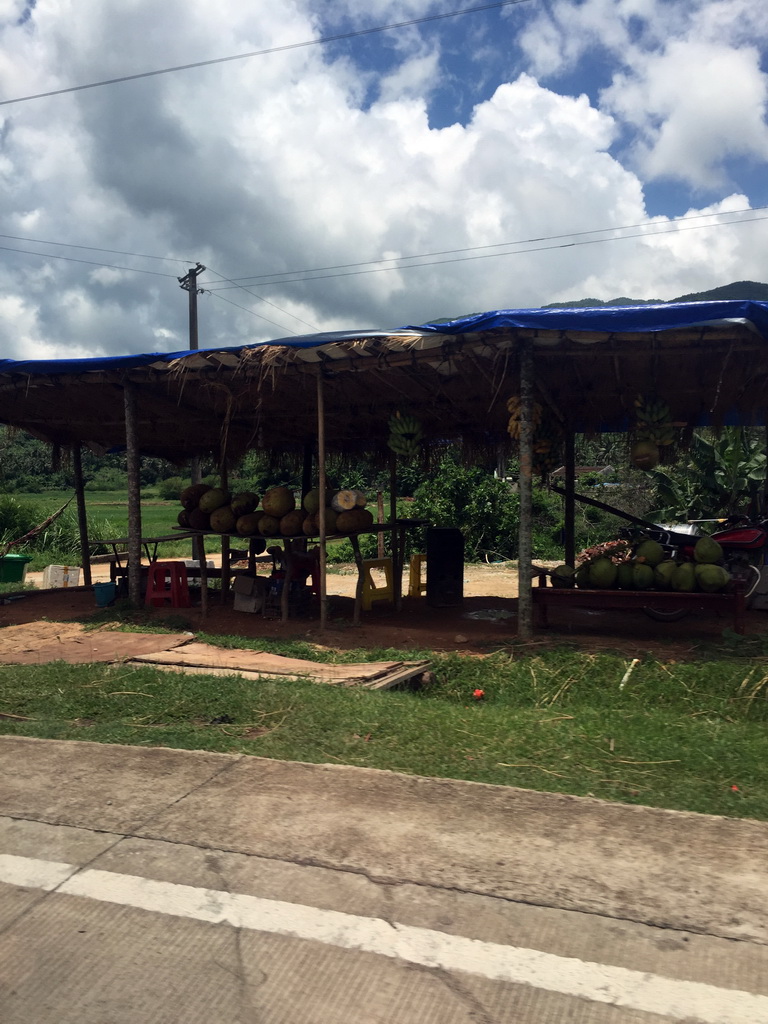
[145,561,191,608]
[408,553,427,598]
[362,557,394,611]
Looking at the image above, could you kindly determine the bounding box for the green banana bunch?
[634,394,676,446]
[388,411,423,456]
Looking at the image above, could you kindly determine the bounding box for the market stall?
[2,299,768,637]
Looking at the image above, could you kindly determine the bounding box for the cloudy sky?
[1,0,766,359]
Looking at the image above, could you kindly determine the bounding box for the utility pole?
[179,264,206,486]
[178,262,206,351]
[179,264,206,567]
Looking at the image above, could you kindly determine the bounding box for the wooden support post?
[377,491,385,559]
[219,460,230,602]
[564,429,576,566]
[350,532,364,626]
[517,339,534,640]
[301,442,313,503]
[389,454,397,559]
[72,444,92,587]
[198,532,208,619]
[317,372,328,630]
[123,384,143,606]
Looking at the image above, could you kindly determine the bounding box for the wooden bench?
[532,573,747,635]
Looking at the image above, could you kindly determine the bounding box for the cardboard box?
[43,565,81,588]
[232,574,268,613]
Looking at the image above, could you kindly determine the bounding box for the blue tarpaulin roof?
[1,299,767,377]
[1,299,767,455]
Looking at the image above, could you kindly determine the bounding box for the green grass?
[1,638,766,821]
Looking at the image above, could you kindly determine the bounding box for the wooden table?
[532,572,747,635]
[182,519,428,623]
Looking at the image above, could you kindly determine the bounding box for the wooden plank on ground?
[129,642,431,690]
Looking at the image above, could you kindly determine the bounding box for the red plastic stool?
[145,561,191,608]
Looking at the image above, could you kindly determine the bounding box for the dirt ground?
[4,561,767,657]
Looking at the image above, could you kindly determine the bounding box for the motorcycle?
[551,485,768,622]
[631,516,767,621]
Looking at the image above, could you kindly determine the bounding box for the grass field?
[1,631,766,822]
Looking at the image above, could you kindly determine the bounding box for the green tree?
[649,429,767,520]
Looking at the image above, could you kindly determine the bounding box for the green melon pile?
[558,532,731,593]
[176,483,373,538]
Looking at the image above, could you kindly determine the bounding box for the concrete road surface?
[1,735,767,1023]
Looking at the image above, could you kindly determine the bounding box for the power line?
[0,0,532,107]
[0,232,193,264]
[205,208,768,290]
[0,243,179,277]
[206,289,299,336]
[205,266,321,333]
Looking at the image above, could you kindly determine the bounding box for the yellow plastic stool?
[361,558,394,611]
[408,553,427,598]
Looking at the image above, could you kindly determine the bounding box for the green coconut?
[550,565,576,588]
[258,514,280,536]
[303,509,338,536]
[188,508,211,532]
[695,563,730,593]
[231,491,259,517]
[671,561,697,592]
[209,506,237,535]
[588,557,618,589]
[575,564,592,588]
[616,562,636,589]
[236,513,262,536]
[635,538,665,567]
[694,535,723,564]
[280,510,305,536]
[654,559,677,590]
[302,488,321,514]
[198,487,230,514]
[633,563,655,590]
[262,486,295,518]
[180,483,212,510]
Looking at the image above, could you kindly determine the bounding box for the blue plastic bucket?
[94,582,116,607]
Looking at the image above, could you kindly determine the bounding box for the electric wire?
[0,232,194,264]
[0,0,532,107]
[204,266,321,333]
[205,289,299,336]
[0,243,179,278]
[205,205,768,287]
[205,212,768,289]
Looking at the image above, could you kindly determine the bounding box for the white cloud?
[602,40,768,187]
[0,0,764,363]
[518,1,768,189]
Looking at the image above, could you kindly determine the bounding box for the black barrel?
[426,527,464,607]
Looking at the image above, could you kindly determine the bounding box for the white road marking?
[0,853,76,890]
[2,854,766,1023]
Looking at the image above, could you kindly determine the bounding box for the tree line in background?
[0,426,765,564]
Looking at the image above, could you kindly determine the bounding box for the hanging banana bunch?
[506,395,543,439]
[634,394,676,446]
[387,411,424,457]
[532,419,563,477]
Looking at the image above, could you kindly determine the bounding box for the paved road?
[1,735,767,1023]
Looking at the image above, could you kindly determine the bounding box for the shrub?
[157,476,185,501]
[410,463,520,562]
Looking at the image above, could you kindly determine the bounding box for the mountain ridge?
[542,280,768,308]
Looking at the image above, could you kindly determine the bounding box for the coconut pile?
[176,484,375,538]
[550,535,731,593]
